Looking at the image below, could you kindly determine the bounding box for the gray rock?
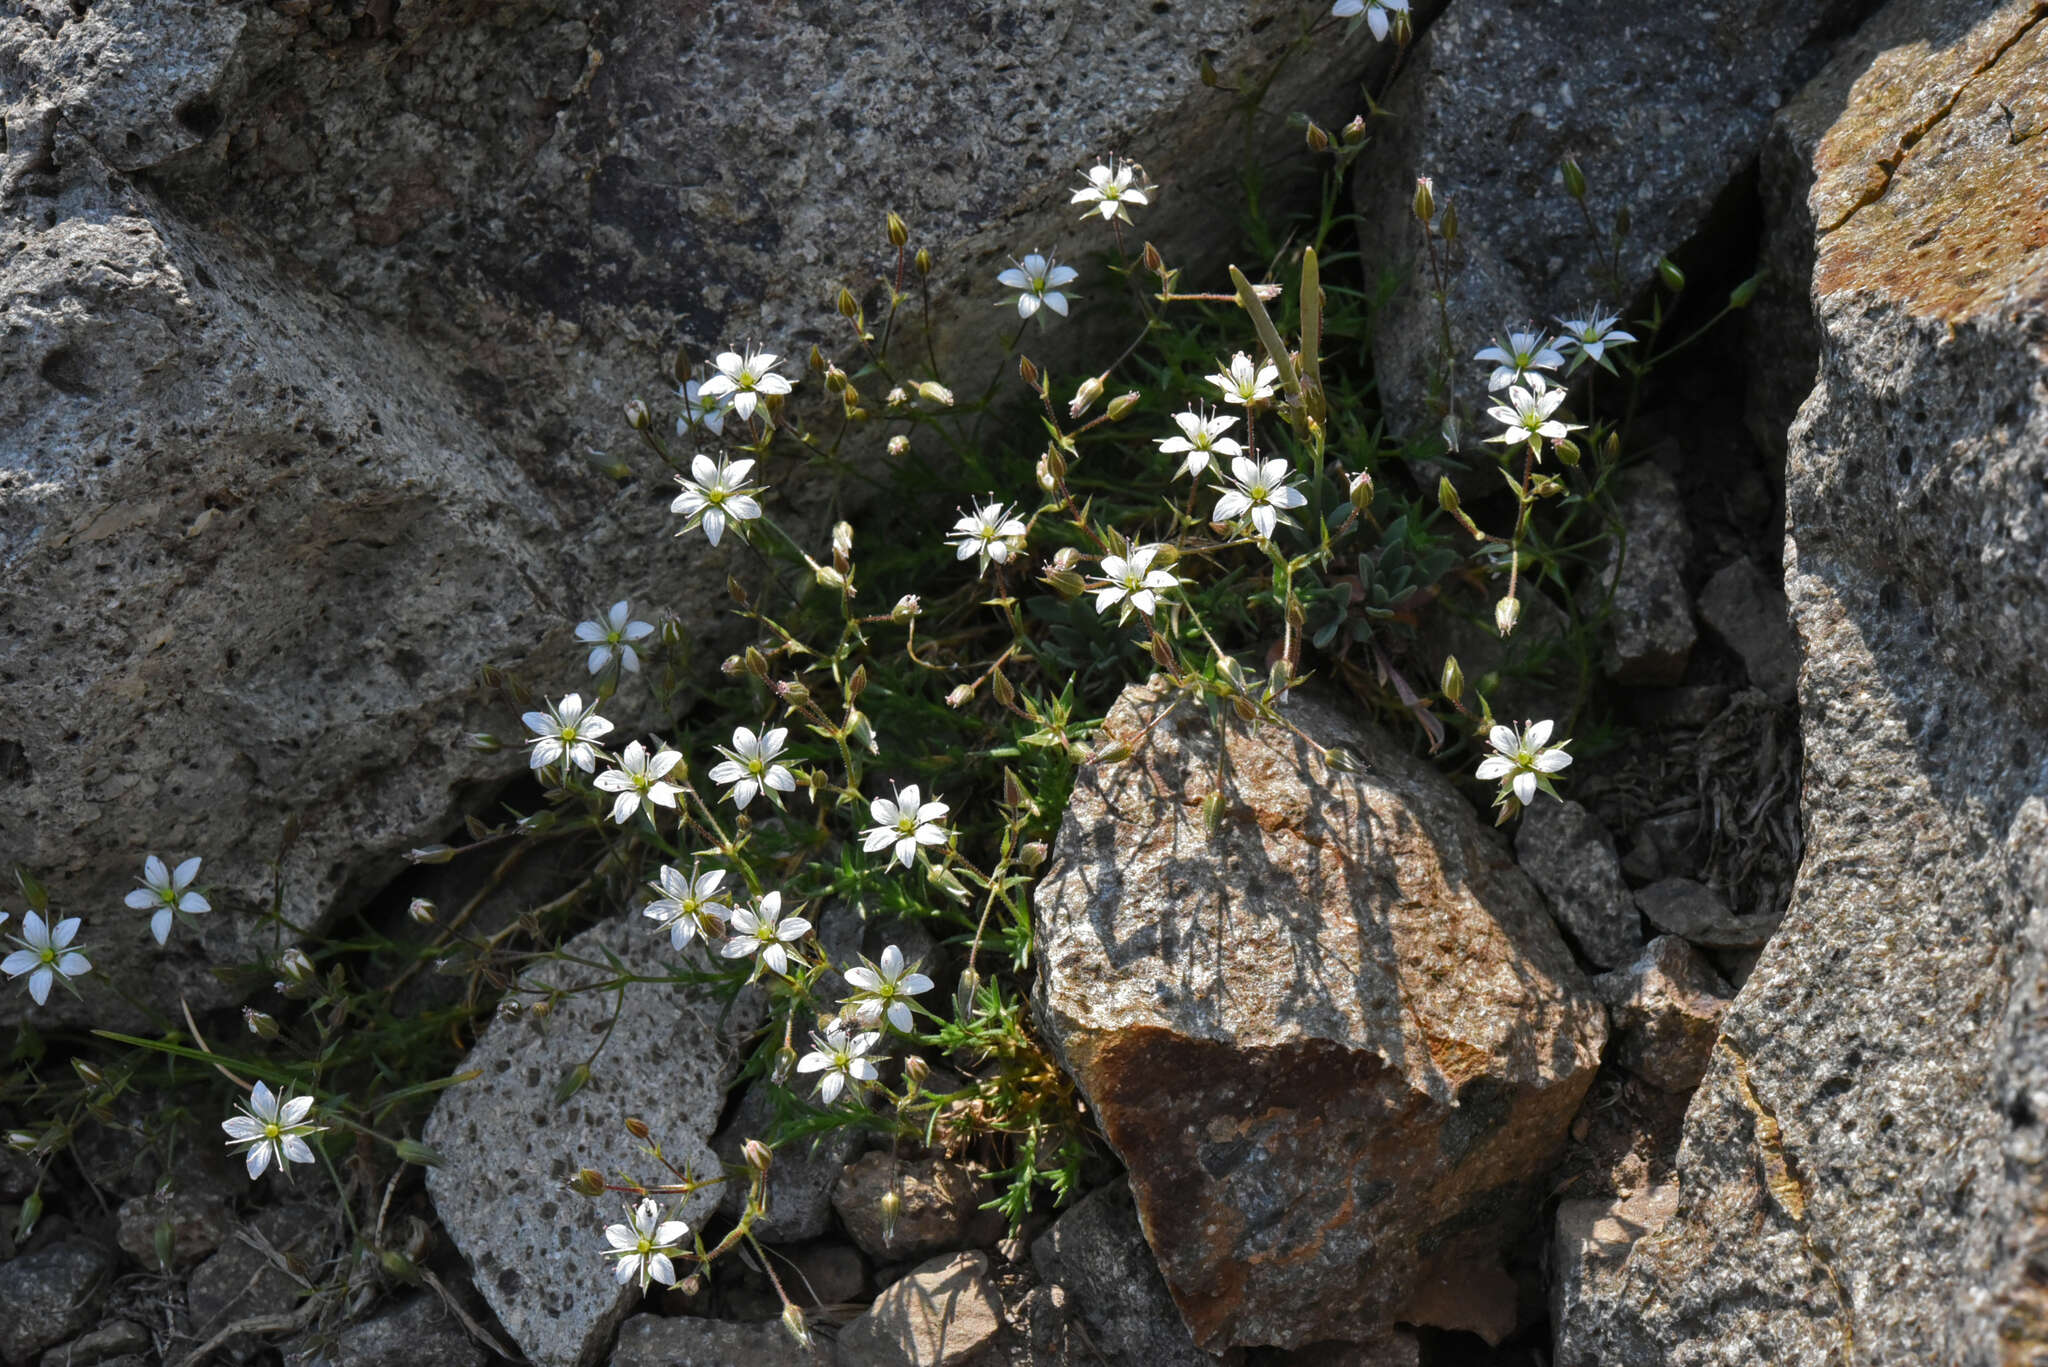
[1593,937,1734,1093]
[114,1188,229,1270]
[610,1312,831,1367]
[37,1319,149,1367]
[1256,1334,1422,1367]
[0,0,1392,1029]
[831,1154,981,1265]
[1515,798,1642,969]
[1550,1185,1680,1365]
[1352,0,1868,435]
[422,916,760,1367]
[1565,3,2048,1361]
[1620,809,1709,884]
[307,1294,485,1367]
[1031,1184,1237,1367]
[1034,681,1606,1350]
[712,1078,863,1244]
[186,1204,332,1340]
[1633,877,1780,950]
[0,1243,109,1366]
[783,1243,867,1309]
[0,1151,35,1202]
[833,1251,1004,1367]
[1583,464,1696,686]
[1697,559,1801,702]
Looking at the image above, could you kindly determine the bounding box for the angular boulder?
[1034,681,1606,1350]
[0,0,1394,1026]
[1561,2,2048,1360]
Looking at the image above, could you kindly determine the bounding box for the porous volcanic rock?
[0,0,1398,1027]
[1034,680,1606,1350]
[1560,2,2048,1361]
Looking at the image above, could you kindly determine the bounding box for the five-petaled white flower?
[576,600,656,676]
[127,855,209,946]
[677,379,730,436]
[996,253,1078,320]
[221,1081,325,1180]
[594,741,683,824]
[1485,377,1583,456]
[1474,330,1566,393]
[1155,410,1243,479]
[797,1024,882,1105]
[862,785,951,869]
[1091,544,1182,621]
[1208,352,1281,407]
[670,455,764,548]
[842,944,935,1035]
[721,892,811,978]
[1475,719,1574,807]
[1213,456,1308,541]
[1331,0,1409,40]
[1070,160,1151,224]
[604,1199,689,1292]
[708,726,795,810]
[1554,312,1637,369]
[697,347,793,422]
[949,500,1027,575]
[2,911,89,1006]
[523,693,614,773]
[643,864,732,951]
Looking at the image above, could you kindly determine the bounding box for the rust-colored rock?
[1034,681,1606,1350]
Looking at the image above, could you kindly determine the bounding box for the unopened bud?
[1561,156,1587,201]
[837,286,860,320]
[623,399,651,430]
[71,1059,104,1088]
[243,1007,279,1039]
[1342,114,1367,145]
[1019,841,1049,870]
[464,732,501,753]
[1096,741,1133,764]
[408,897,436,925]
[671,347,693,387]
[407,844,456,865]
[1348,470,1375,511]
[1440,200,1459,242]
[570,1168,606,1197]
[778,680,811,706]
[1437,475,1461,513]
[1142,240,1164,273]
[782,1303,813,1349]
[892,594,922,623]
[1494,595,1522,637]
[744,646,769,680]
[917,380,956,407]
[1441,655,1466,704]
[914,247,932,277]
[380,1249,423,1284]
[1554,437,1582,467]
[902,1055,931,1094]
[624,1116,651,1140]
[773,1045,798,1085]
[1533,475,1565,497]
[1657,256,1686,292]
[743,1138,774,1173]
[885,386,909,407]
[808,344,827,372]
[1202,790,1226,835]
[878,1188,903,1245]
[1018,355,1040,389]
[1323,747,1363,775]
[1305,121,1330,153]
[946,684,975,709]
[1105,391,1141,422]
[888,434,910,457]
[279,947,316,985]
[886,211,909,247]
[1412,176,1435,226]
[1042,568,1086,598]
[1728,272,1761,309]
[1069,375,1105,419]
[824,365,847,393]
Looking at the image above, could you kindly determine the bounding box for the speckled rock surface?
[0,0,1390,1027]
[1584,464,1696,687]
[1352,0,1872,437]
[1592,936,1733,1094]
[1514,797,1640,969]
[0,1241,108,1366]
[833,1251,1005,1367]
[1561,2,2048,1361]
[1029,1182,1236,1367]
[422,916,760,1367]
[611,1313,831,1367]
[1034,681,1606,1350]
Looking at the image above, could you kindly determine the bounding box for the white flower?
[126,854,210,946]
[604,1198,689,1292]
[677,379,730,436]
[796,1024,882,1105]
[861,785,951,869]
[1208,352,1281,407]
[1213,455,1308,541]
[594,741,684,824]
[996,253,1078,321]
[643,864,732,951]
[2,911,90,1007]
[949,500,1027,575]
[1331,0,1409,40]
[721,892,811,977]
[1475,719,1574,807]
[697,347,793,422]
[1485,377,1583,455]
[1070,160,1151,223]
[523,693,614,773]
[1554,311,1637,368]
[1155,410,1243,479]
[220,1081,324,1180]
[670,454,764,548]
[841,944,935,1035]
[1474,330,1566,392]
[1090,544,1182,621]
[707,726,795,810]
[575,600,656,675]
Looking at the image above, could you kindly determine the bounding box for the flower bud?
[243,1007,279,1039]
[946,684,975,709]
[1440,200,1458,242]
[807,344,827,372]
[1657,256,1687,292]
[782,1304,813,1349]
[743,1138,774,1173]
[381,1249,423,1284]
[1728,272,1761,309]
[279,947,317,985]
[406,844,456,865]
[773,1045,798,1085]
[623,399,651,430]
[1441,654,1465,705]
[464,732,501,753]
[1069,375,1105,419]
[1019,841,1049,870]
[671,347,693,387]
[1142,241,1164,274]
[624,1116,651,1140]
[878,1189,903,1245]
[1494,595,1522,637]
[1437,475,1461,513]
[914,247,933,277]
[1018,355,1040,389]
[886,211,909,247]
[778,680,811,706]
[1412,176,1435,226]
[1041,568,1086,599]
[744,646,769,680]
[1342,114,1367,145]
[1095,741,1133,764]
[888,434,910,457]
[1348,470,1375,511]
[71,1058,104,1088]
[1561,155,1587,201]
[917,380,955,407]
[892,594,922,623]
[885,386,908,407]
[1105,391,1141,422]
[1202,789,1226,835]
[408,897,436,925]
[1305,121,1330,153]
[570,1168,606,1197]
[1554,437,1582,467]
[1533,475,1565,498]
[824,365,847,394]
[1323,747,1363,775]
[838,286,861,320]
[7,1131,40,1152]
